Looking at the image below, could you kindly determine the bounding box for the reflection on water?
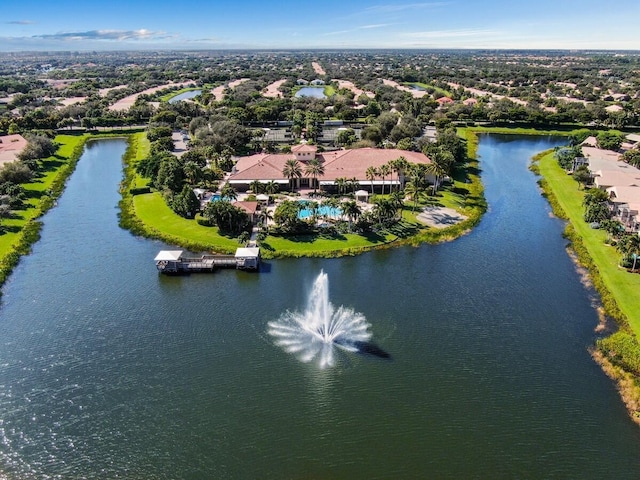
[1,136,640,478]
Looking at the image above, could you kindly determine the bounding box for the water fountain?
[268,271,377,368]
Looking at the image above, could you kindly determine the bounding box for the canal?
[1,135,640,478]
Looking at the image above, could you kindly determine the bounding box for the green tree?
[221,183,238,202]
[573,165,591,189]
[282,159,302,191]
[304,158,325,193]
[249,180,264,194]
[341,200,361,231]
[334,177,348,196]
[622,149,640,168]
[203,200,249,235]
[365,166,378,194]
[171,184,200,218]
[183,161,203,186]
[155,156,184,193]
[404,180,427,212]
[273,200,302,231]
[596,130,625,151]
[617,234,640,271]
[17,135,58,164]
[264,180,279,195]
[379,164,391,195]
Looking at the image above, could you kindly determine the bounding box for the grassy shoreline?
[534,147,640,424]
[0,134,89,293]
[121,133,486,258]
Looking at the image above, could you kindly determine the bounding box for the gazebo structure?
[355,190,370,203]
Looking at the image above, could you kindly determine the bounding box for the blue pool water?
[298,201,341,219]
[209,194,221,202]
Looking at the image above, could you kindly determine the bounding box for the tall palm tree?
[404,181,426,212]
[617,233,640,271]
[347,177,359,195]
[379,164,391,195]
[220,182,238,202]
[426,161,447,194]
[249,179,264,194]
[334,177,347,196]
[264,180,280,195]
[258,208,273,231]
[365,166,378,195]
[389,190,405,220]
[304,158,325,193]
[282,159,302,192]
[393,156,409,190]
[183,161,203,185]
[341,199,361,231]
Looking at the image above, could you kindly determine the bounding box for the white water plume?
[268,271,372,368]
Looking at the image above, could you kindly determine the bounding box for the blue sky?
[2,0,639,51]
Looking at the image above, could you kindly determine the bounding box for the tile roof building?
[0,134,28,166]
[228,145,432,192]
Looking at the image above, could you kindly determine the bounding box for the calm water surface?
[1,136,640,478]
[168,90,201,103]
[294,87,326,99]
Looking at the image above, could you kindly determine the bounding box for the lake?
[295,86,327,99]
[1,135,640,478]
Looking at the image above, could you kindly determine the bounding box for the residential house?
[0,134,28,166]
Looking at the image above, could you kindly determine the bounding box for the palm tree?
[264,180,279,195]
[379,164,391,195]
[348,177,360,195]
[220,182,238,202]
[183,161,203,186]
[249,179,264,195]
[365,166,378,195]
[617,233,640,271]
[341,199,361,231]
[282,159,302,191]
[404,181,426,212]
[304,158,325,194]
[372,197,395,225]
[426,161,447,194]
[394,156,410,190]
[258,208,273,231]
[334,177,348,196]
[389,190,405,220]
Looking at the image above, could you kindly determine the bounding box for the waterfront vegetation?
[536,146,640,422]
[0,134,88,290]
[406,82,452,97]
[119,131,485,258]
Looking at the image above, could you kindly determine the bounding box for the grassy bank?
[406,82,452,97]
[536,151,640,335]
[535,148,640,423]
[0,134,89,291]
[121,133,486,258]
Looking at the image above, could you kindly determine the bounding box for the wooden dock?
[154,248,260,274]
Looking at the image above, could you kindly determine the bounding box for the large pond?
[1,135,640,478]
[294,86,327,99]
[168,89,201,103]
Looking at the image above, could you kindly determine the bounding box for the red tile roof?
[0,134,28,165]
[229,147,431,183]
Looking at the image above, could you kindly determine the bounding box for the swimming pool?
[297,201,341,220]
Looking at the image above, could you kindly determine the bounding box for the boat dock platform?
[154,248,260,274]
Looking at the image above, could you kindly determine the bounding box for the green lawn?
[324,85,336,97]
[538,152,640,337]
[406,82,452,97]
[133,192,241,253]
[0,134,88,254]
